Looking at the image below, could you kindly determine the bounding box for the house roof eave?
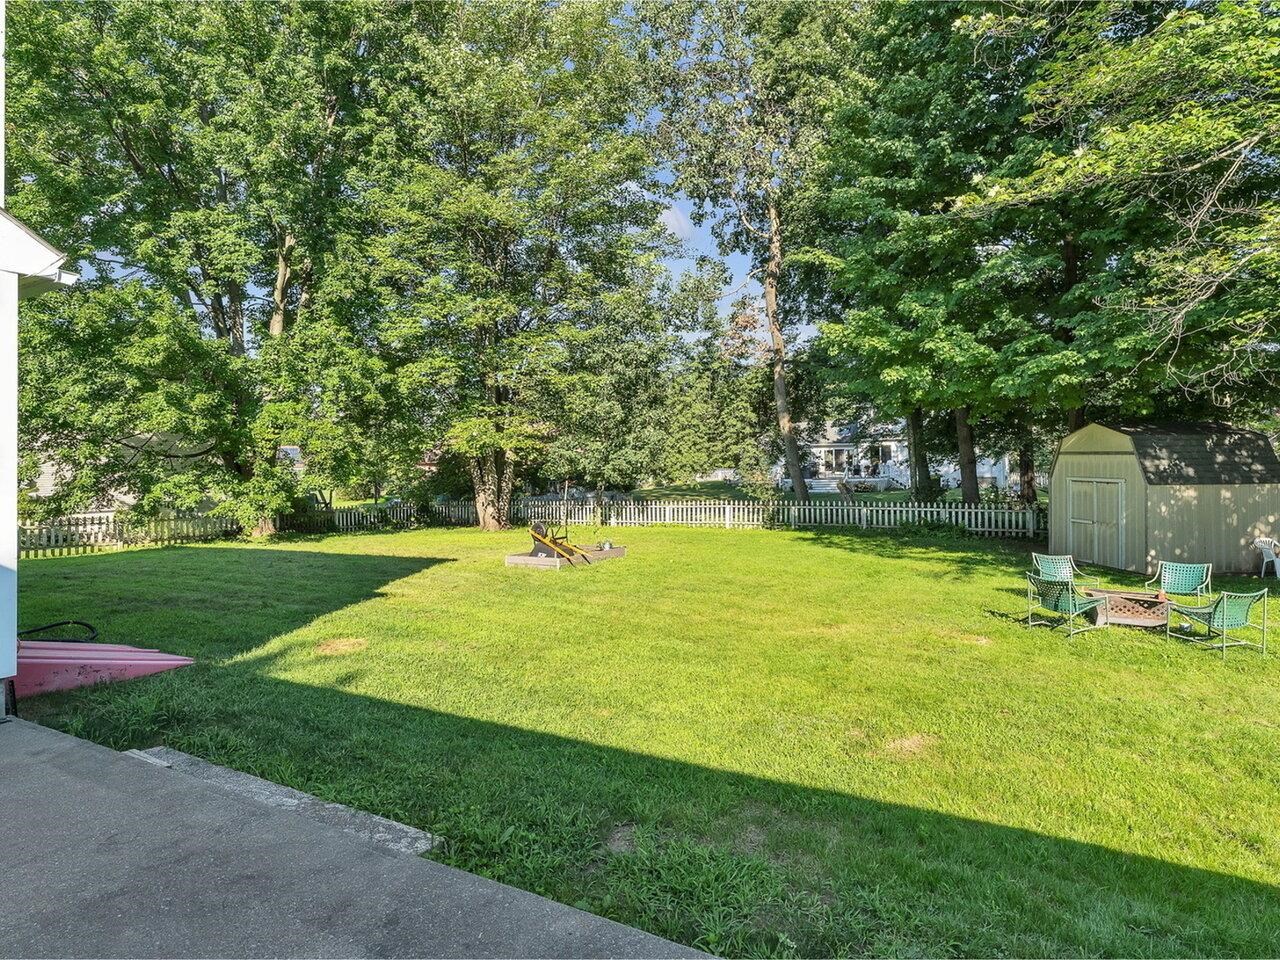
[0,208,79,297]
[17,268,80,300]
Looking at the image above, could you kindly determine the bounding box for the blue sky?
[658,194,759,313]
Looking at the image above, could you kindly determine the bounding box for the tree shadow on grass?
[25,663,1280,959]
[18,546,448,661]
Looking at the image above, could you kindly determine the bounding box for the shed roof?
[1107,422,1280,486]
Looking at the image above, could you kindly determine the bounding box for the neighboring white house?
[779,420,1013,494]
[802,421,913,490]
[277,444,306,477]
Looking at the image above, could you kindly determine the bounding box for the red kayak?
[15,640,193,698]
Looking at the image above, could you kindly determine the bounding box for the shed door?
[1068,479,1124,569]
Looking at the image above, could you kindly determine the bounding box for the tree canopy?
[9,0,1278,521]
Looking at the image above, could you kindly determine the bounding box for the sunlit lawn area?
[18,526,1280,957]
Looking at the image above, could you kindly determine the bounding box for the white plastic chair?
[1255,537,1280,579]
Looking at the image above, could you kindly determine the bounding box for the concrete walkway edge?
[0,719,704,959]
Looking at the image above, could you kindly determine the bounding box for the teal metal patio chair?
[1031,552,1100,587]
[1167,589,1268,661]
[1027,573,1109,637]
[1145,561,1212,599]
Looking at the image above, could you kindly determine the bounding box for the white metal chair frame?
[1254,537,1280,579]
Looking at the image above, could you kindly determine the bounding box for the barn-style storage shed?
[1048,423,1280,574]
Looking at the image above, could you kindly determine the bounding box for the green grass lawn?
[18,527,1280,957]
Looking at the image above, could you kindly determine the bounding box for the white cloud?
[659,204,693,242]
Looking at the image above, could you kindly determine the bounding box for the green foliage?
[809,0,1278,490]
[643,0,861,265]
[9,0,406,525]
[810,2,1030,421]
[538,262,675,493]
[12,0,1277,526]
[17,282,254,518]
[10,0,696,526]
[358,0,667,523]
[893,518,970,539]
[963,0,1280,405]
[657,336,771,488]
[641,1,865,495]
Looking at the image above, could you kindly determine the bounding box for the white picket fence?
[282,497,1047,538]
[18,514,241,558]
[19,497,1045,556]
[281,501,476,533]
[522,498,1045,536]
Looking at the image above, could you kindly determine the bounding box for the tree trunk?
[906,407,933,499]
[1061,235,1088,436]
[471,459,503,531]
[269,233,296,338]
[1018,442,1037,505]
[954,407,981,504]
[470,451,514,531]
[1063,233,1080,291]
[763,196,808,502]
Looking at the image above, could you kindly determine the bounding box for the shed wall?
[1048,450,1146,572]
[1145,484,1280,574]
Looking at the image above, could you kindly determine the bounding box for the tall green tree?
[657,298,777,489]
[361,0,665,529]
[810,1,1021,502]
[539,260,675,496]
[9,0,408,526]
[642,0,863,502]
[962,0,1280,410]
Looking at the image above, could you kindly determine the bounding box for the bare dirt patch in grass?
[316,637,368,656]
[606,822,637,854]
[738,823,767,856]
[882,733,938,759]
